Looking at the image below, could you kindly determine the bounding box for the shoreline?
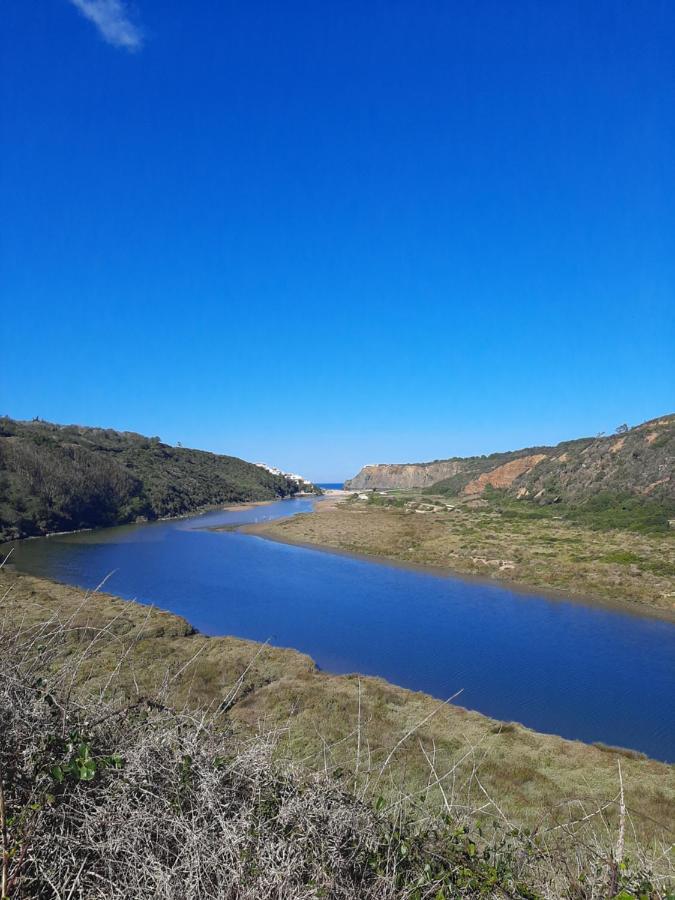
[5,493,673,625]
[2,566,672,772]
[242,516,675,624]
[0,494,311,546]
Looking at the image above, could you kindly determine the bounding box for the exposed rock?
[462,454,548,494]
[345,414,675,506]
[345,460,466,490]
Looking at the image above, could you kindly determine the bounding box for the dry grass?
[1,571,673,898]
[253,500,675,614]
[1,569,673,848]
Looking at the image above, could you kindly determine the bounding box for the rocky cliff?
[345,415,675,506]
[344,460,467,491]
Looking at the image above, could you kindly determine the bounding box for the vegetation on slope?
[473,486,675,535]
[490,417,674,508]
[0,417,317,540]
[2,569,673,898]
[347,416,675,533]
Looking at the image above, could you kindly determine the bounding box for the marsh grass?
[259,500,675,612]
[1,568,673,897]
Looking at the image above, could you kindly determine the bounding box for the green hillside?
[0,417,316,540]
[426,416,674,533]
[344,416,674,533]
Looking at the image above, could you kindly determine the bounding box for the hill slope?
[0,417,317,540]
[345,415,674,510]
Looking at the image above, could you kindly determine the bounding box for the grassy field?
[2,566,673,853]
[253,494,675,615]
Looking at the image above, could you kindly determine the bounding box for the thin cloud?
[69,0,143,51]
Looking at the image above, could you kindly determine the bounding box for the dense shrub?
[481,486,675,534]
[0,417,315,540]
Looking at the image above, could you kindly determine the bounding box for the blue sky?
[1,1,673,481]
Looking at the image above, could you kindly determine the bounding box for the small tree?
[615,423,629,435]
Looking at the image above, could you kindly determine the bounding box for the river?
[5,497,674,761]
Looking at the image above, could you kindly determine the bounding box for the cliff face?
[344,460,466,490]
[344,415,675,505]
[344,446,555,492]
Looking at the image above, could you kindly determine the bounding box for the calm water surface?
[6,498,674,761]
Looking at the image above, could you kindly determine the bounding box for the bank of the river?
[1,496,304,548]
[249,499,675,618]
[1,567,673,843]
